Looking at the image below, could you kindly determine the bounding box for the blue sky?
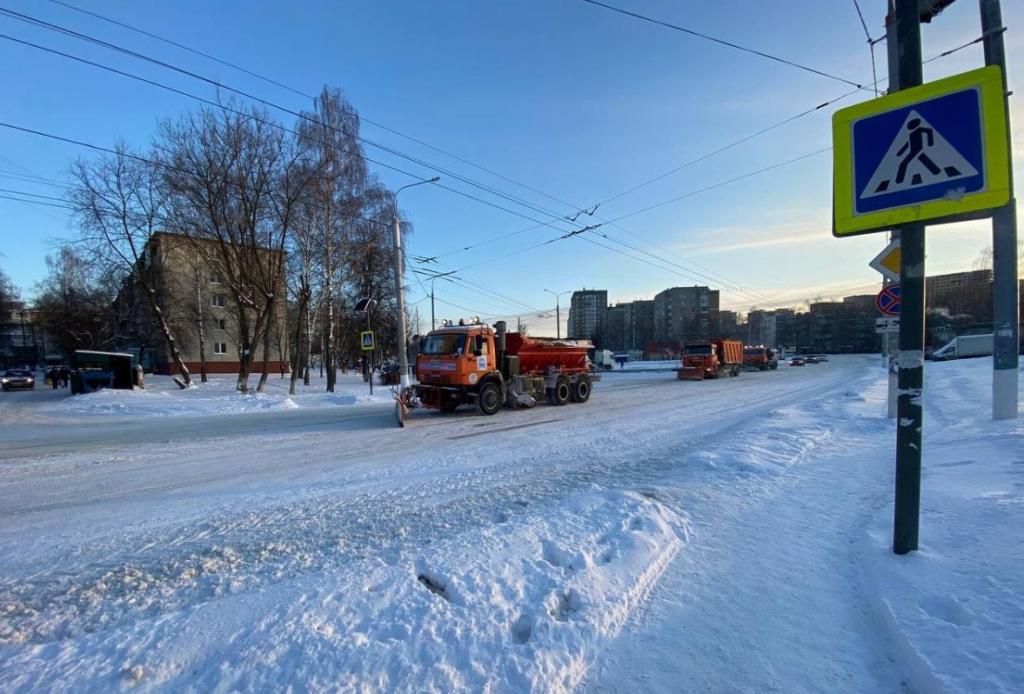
[1,0,1021,335]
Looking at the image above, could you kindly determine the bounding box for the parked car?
[789,357,806,367]
[805,355,821,364]
[1,368,36,391]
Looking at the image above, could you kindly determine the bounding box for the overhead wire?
[44,0,582,213]
[579,0,868,89]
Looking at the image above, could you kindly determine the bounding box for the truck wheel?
[570,375,591,403]
[476,382,502,416]
[550,377,571,406]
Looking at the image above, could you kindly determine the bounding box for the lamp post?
[543,289,571,339]
[393,177,440,390]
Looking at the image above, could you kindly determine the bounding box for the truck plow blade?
[677,367,704,380]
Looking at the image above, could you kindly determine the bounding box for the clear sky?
[1,0,1021,335]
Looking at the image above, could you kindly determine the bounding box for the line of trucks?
[398,322,780,422]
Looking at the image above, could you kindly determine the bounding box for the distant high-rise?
[567,289,608,344]
[653,286,719,343]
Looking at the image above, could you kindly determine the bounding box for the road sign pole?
[892,0,924,555]
[980,0,1019,420]
[885,2,901,421]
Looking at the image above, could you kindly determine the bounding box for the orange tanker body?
[677,339,744,380]
[414,321,598,416]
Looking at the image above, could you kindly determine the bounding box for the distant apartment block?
[652,286,719,343]
[567,289,608,344]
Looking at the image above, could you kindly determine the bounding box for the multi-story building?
[118,232,288,374]
[567,289,607,344]
[604,304,627,352]
[652,286,719,343]
[623,299,654,351]
[718,310,739,339]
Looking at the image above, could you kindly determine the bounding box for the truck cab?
[678,340,743,380]
[415,325,498,410]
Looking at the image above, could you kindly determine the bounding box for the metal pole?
[555,298,561,339]
[892,0,925,555]
[980,0,1019,420]
[431,279,436,331]
[392,178,439,391]
[885,1,901,420]
[366,308,373,396]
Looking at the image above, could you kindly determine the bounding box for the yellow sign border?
[833,65,1010,237]
[360,330,375,352]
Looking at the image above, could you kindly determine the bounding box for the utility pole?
[892,0,925,555]
[392,177,439,390]
[980,0,1019,420]
[431,278,436,331]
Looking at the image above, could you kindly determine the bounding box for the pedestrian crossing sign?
[360,330,375,351]
[833,65,1010,237]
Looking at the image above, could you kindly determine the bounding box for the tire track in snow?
[0,362,864,646]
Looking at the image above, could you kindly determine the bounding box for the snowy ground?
[0,357,1020,691]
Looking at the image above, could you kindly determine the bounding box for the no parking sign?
[876,285,901,316]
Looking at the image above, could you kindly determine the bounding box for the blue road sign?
[853,89,984,215]
[876,285,901,316]
[832,66,1011,236]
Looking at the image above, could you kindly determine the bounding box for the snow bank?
[3,373,389,421]
[863,359,1024,693]
[0,489,689,691]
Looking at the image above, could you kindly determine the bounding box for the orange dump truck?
[743,346,779,371]
[414,320,598,415]
[677,339,744,380]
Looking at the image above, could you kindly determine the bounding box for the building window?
[213,342,228,355]
[211,295,226,308]
[216,318,227,330]
[210,272,223,284]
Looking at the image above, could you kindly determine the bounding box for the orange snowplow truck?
[743,346,779,371]
[414,321,599,415]
[677,339,744,380]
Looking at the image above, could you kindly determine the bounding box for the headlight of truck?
[0,378,8,384]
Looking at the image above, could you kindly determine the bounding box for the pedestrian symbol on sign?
[861,110,978,199]
[360,330,375,352]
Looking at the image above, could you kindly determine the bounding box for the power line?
[44,0,580,214]
[6,5,850,304]
[0,8,588,238]
[579,0,867,89]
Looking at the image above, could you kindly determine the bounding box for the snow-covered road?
[0,357,1019,692]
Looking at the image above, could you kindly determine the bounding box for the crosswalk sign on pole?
[833,66,1011,236]
[360,330,375,352]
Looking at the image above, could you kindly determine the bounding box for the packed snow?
[0,356,1019,691]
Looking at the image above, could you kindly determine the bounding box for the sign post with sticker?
[833,1,1017,555]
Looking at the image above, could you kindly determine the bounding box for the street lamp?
[543,289,571,339]
[393,176,440,390]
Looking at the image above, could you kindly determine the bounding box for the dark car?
[1,369,36,391]
[789,357,806,367]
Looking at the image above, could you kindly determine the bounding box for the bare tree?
[69,147,192,387]
[160,104,292,393]
[295,88,368,392]
[0,266,18,327]
[33,246,116,356]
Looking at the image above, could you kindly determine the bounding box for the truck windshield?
[422,333,467,355]
[685,344,712,356]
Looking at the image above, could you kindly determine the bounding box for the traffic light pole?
[980,0,1019,420]
[892,0,925,555]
